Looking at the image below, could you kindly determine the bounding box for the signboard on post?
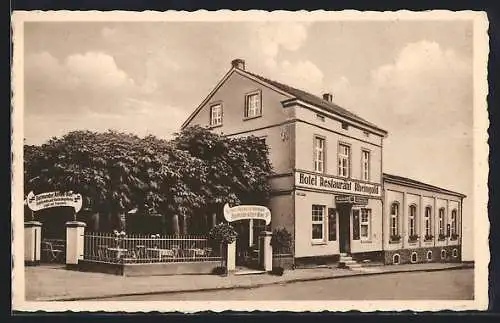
[26,191,83,213]
[223,203,271,225]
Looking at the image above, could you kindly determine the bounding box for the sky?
[22,20,474,259]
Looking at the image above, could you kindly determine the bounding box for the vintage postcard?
[11,10,489,312]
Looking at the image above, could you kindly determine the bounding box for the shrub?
[211,266,227,276]
[208,223,238,245]
[408,234,419,242]
[270,228,292,254]
[390,234,401,242]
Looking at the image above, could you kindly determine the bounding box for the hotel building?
[181,59,465,266]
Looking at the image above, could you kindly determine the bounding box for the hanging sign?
[223,203,271,225]
[26,191,83,213]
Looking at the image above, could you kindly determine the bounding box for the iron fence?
[83,232,221,264]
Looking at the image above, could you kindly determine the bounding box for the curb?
[36,264,473,301]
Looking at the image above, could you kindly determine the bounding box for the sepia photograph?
[11,10,489,312]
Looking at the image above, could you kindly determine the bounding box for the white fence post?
[226,241,236,272]
[66,221,86,265]
[24,221,42,266]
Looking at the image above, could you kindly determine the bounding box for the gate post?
[258,231,273,271]
[226,241,236,272]
[24,221,42,266]
[65,221,86,266]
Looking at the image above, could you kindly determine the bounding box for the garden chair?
[41,241,64,263]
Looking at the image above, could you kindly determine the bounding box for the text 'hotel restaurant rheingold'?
[182,59,465,266]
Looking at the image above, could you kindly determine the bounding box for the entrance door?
[338,206,351,254]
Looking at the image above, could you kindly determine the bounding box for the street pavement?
[100,269,474,300]
[24,262,473,301]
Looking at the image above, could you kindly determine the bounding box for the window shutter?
[328,208,337,241]
[352,209,360,240]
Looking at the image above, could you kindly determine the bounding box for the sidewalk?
[25,262,473,301]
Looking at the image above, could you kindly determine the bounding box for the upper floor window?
[361,150,370,181]
[451,209,458,236]
[438,208,445,236]
[390,202,400,238]
[210,104,222,126]
[338,143,350,178]
[314,136,325,173]
[244,91,262,118]
[424,206,433,239]
[409,204,417,237]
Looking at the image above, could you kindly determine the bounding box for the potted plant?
[390,234,401,243]
[424,234,434,241]
[408,234,419,243]
[450,233,459,240]
[438,233,446,241]
[208,223,238,276]
[270,228,292,276]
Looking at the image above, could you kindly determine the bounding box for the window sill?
[389,240,401,244]
[208,124,223,129]
[360,240,372,244]
[423,240,434,243]
[311,241,327,246]
[243,115,262,121]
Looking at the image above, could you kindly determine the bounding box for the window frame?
[424,206,433,239]
[438,208,445,236]
[244,90,262,119]
[209,103,223,127]
[360,208,372,241]
[451,209,458,236]
[361,149,371,181]
[313,136,326,173]
[337,142,351,178]
[311,204,326,243]
[409,204,417,237]
[390,202,400,238]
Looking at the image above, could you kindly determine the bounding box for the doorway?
[338,205,352,254]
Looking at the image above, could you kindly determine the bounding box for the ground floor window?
[360,208,371,240]
[411,252,418,263]
[452,249,458,258]
[441,249,447,259]
[393,253,400,265]
[312,205,325,242]
[426,250,433,261]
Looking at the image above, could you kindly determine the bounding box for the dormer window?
[244,90,262,119]
[210,103,223,126]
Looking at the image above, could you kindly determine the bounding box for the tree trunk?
[182,214,188,235]
[90,212,100,232]
[171,214,180,235]
[212,212,217,228]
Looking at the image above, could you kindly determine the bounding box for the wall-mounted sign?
[295,171,381,197]
[26,191,83,213]
[335,195,369,205]
[223,203,271,225]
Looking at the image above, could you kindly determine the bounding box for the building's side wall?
[294,190,340,258]
[383,181,463,265]
[269,193,295,252]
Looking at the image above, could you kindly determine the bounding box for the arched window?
[393,254,400,265]
[390,202,400,237]
[426,250,433,261]
[438,208,445,236]
[411,252,418,263]
[441,249,447,260]
[451,209,458,237]
[424,206,433,239]
[408,205,417,237]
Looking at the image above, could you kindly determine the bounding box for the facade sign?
[295,171,381,197]
[335,195,369,205]
[26,191,83,213]
[223,203,271,225]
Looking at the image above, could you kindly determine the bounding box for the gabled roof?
[181,64,387,135]
[383,173,466,198]
[243,70,387,135]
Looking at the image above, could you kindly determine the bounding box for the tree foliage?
[24,126,273,233]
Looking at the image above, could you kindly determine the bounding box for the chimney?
[231,58,245,70]
[323,93,333,102]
